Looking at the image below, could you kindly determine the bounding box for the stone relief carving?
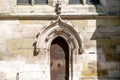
[32,15,84,80]
[34,16,84,56]
[55,0,61,15]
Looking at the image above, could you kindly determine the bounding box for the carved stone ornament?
[34,16,84,56]
[55,0,61,15]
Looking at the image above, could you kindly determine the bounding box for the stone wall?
[0,18,120,80]
[92,19,120,80]
[0,0,120,80]
[0,20,50,80]
[0,0,120,15]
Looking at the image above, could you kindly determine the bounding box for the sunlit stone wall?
[0,0,120,80]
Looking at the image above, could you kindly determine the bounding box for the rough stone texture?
[116,45,120,53]
[106,0,120,15]
[0,19,120,80]
[1,0,119,15]
[0,0,120,80]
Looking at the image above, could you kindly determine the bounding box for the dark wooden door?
[50,37,69,80]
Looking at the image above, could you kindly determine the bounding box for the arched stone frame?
[36,16,84,80]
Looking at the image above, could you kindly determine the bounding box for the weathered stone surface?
[0,0,120,80]
[115,45,120,53]
[0,18,119,80]
[71,20,88,28]
[6,38,35,54]
[19,72,50,80]
[108,70,120,78]
[106,54,120,62]
[106,0,120,14]
[0,72,6,80]
[81,77,98,80]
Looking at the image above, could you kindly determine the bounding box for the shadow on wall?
[91,19,120,80]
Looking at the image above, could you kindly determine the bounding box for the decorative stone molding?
[36,16,84,55]
[34,16,84,80]
[55,0,61,15]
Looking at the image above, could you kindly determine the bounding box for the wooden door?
[50,37,69,80]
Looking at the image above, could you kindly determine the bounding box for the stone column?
[83,0,86,5]
[31,0,34,5]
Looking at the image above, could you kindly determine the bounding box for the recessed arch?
[36,17,83,53]
[36,16,84,80]
[50,37,69,80]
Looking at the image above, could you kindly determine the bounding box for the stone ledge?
[0,15,119,20]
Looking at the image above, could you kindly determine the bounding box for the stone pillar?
[83,0,86,5]
[31,0,34,5]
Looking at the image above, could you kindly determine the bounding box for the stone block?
[91,31,120,39]
[6,61,25,70]
[0,31,5,43]
[84,41,97,48]
[21,38,35,49]
[6,38,35,54]
[0,44,6,52]
[96,5,106,13]
[86,54,97,62]
[82,60,97,76]
[96,27,120,33]
[82,69,97,76]
[98,59,119,71]
[0,20,19,25]
[82,27,96,33]
[19,64,42,72]
[104,32,120,39]
[91,32,104,39]
[71,20,88,28]
[97,46,106,62]
[19,20,48,26]
[19,71,50,80]
[0,1,11,13]
[88,6,96,12]
[106,53,120,62]
[82,32,95,40]
[108,70,120,78]
[0,31,6,52]
[106,0,120,12]
[106,19,120,26]
[81,77,98,80]
[96,19,106,27]
[110,39,120,46]
[115,45,120,53]
[0,72,6,80]
[6,39,22,51]
[19,24,43,38]
[87,20,96,27]
[12,49,33,54]
[98,69,108,77]
[97,39,110,48]
[5,72,16,80]
[0,61,25,73]
[98,62,107,70]
[0,61,7,68]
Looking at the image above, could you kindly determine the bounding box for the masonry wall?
[0,0,120,80]
[0,0,120,15]
[0,18,120,80]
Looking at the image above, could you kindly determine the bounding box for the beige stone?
[0,0,120,80]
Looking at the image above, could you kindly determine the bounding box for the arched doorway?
[36,16,84,80]
[50,37,69,80]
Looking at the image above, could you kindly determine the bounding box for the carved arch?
[36,16,84,54]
